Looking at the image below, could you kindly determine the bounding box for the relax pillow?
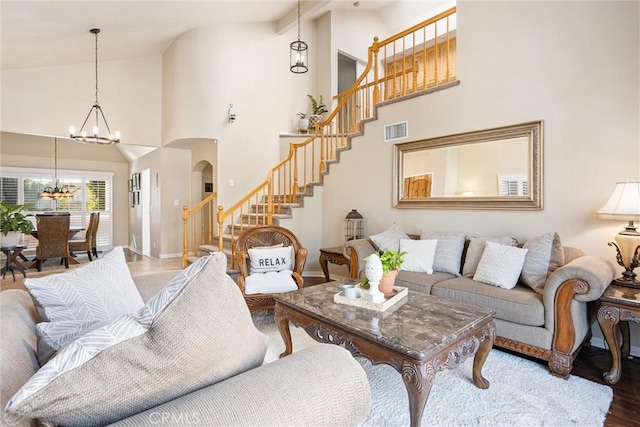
[473,241,528,289]
[462,236,518,277]
[521,232,565,294]
[370,224,410,252]
[248,245,293,273]
[399,238,437,274]
[420,232,467,276]
[6,253,269,426]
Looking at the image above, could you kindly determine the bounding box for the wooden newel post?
[372,37,380,105]
[182,206,189,268]
[217,206,224,252]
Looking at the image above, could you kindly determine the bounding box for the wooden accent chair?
[33,213,71,271]
[90,212,100,258]
[234,225,307,312]
[68,212,99,261]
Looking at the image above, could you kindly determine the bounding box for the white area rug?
[254,314,613,427]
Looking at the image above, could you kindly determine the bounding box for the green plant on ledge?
[359,249,407,290]
[0,201,34,235]
[307,94,328,116]
[297,112,308,119]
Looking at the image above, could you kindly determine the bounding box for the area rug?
[253,313,613,427]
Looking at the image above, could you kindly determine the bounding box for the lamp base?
[612,277,640,289]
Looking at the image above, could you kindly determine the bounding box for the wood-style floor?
[2,255,639,426]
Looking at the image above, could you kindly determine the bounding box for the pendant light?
[290,0,308,74]
[40,138,72,199]
[69,28,120,145]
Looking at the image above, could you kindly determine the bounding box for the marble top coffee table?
[274,280,495,427]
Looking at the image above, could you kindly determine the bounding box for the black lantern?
[290,0,308,74]
[344,209,364,241]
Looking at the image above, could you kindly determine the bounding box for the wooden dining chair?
[68,212,98,261]
[33,213,71,271]
[90,212,100,258]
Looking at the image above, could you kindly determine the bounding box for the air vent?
[384,121,408,142]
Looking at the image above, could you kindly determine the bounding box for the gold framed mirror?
[393,120,543,210]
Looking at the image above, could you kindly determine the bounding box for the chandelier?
[290,0,308,74]
[69,28,120,145]
[40,138,72,199]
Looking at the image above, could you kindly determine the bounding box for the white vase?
[1,231,22,248]
[298,118,309,133]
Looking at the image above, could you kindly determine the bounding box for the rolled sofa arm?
[344,238,377,278]
[109,345,372,426]
[544,255,615,305]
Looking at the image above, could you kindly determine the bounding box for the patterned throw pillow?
[6,253,269,426]
[370,224,410,252]
[521,232,565,294]
[420,232,467,276]
[248,246,294,273]
[473,241,529,289]
[462,236,519,277]
[399,239,438,274]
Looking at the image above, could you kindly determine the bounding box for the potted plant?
[297,113,309,134]
[0,202,34,247]
[307,94,328,130]
[360,249,407,296]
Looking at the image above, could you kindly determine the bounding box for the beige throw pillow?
[420,232,467,276]
[370,224,410,252]
[521,232,565,294]
[462,236,518,277]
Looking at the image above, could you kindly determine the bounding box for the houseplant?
[307,94,328,131]
[360,249,407,296]
[0,201,34,247]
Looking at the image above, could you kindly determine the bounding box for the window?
[0,167,113,250]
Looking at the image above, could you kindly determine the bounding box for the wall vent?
[384,121,408,142]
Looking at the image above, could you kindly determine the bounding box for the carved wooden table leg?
[401,362,433,427]
[620,320,630,358]
[597,305,622,384]
[472,325,494,389]
[274,304,293,358]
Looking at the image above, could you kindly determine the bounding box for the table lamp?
[596,181,640,288]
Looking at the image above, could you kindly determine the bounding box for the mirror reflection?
[393,121,543,210]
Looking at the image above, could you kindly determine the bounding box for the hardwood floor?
[3,257,639,425]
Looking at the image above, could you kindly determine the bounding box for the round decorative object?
[308,114,322,131]
[298,118,309,133]
[365,253,383,284]
[0,231,22,248]
[379,270,398,297]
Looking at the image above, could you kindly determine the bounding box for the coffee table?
[274,280,495,427]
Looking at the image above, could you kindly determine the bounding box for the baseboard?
[159,252,182,260]
[590,336,640,358]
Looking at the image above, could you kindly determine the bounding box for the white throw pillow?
[399,239,437,274]
[420,232,467,276]
[473,241,529,289]
[521,232,565,294]
[462,236,518,277]
[370,224,410,252]
[244,270,299,295]
[248,246,294,273]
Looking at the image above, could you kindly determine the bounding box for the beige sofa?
[344,235,615,378]
[1,270,371,427]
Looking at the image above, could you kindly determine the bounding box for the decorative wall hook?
[228,104,236,123]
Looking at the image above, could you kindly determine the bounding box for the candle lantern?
[344,209,364,242]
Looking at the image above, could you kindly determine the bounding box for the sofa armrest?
[109,345,371,426]
[544,255,615,305]
[344,238,377,278]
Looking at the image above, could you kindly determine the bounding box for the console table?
[596,284,640,384]
[319,246,358,282]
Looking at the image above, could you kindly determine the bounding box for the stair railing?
[185,7,456,266]
[182,192,217,267]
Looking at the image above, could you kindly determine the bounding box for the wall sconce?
[228,104,236,123]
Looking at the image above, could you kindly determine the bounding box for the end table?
[1,245,27,281]
[318,246,358,282]
[596,283,640,384]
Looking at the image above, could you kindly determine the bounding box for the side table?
[1,245,27,281]
[596,283,640,384]
[318,246,358,282]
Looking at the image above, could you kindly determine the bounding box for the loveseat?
[1,251,371,427]
[344,228,615,378]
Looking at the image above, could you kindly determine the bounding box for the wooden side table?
[596,284,640,384]
[318,246,358,282]
[1,246,27,280]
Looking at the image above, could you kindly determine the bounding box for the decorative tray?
[334,286,408,312]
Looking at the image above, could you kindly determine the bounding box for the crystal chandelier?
[69,29,120,145]
[290,0,308,74]
[40,138,72,199]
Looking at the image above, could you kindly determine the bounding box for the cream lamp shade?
[596,181,640,287]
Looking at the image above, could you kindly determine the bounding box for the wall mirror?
[393,120,543,210]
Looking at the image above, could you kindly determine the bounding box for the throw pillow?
[420,232,467,276]
[399,238,437,274]
[473,241,529,289]
[462,236,518,277]
[245,270,299,295]
[248,245,294,273]
[6,252,269,426]
[370,224,410,252]
[521,232,565,294]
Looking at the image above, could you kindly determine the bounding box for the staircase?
[182,7,458,268]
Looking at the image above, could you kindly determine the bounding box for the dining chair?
[90,212,100,258]
[68,212,98,261]
[33,213,71,271]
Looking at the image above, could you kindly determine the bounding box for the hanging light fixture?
[69,28,120,145]
[40,138,72,199]
[290,0,308,74]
